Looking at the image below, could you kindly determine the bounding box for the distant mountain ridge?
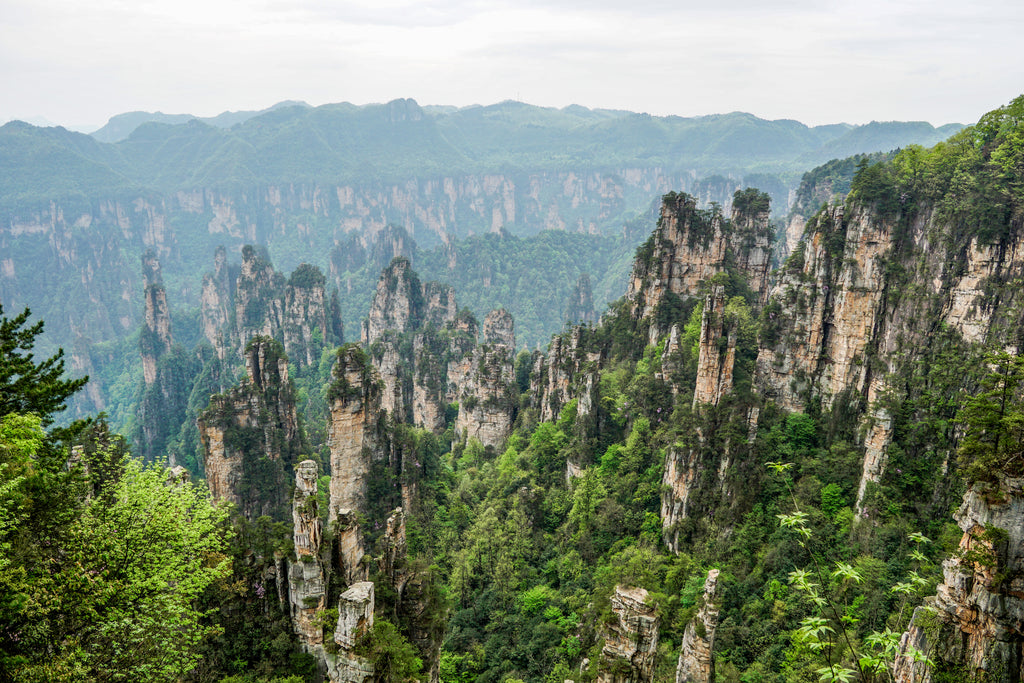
[0,98,962,209]
[89,100,312,143]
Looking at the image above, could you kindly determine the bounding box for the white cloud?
[0,0,1020,128]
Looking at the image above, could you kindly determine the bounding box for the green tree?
[0,305,88,424]
[957,351,1024,482]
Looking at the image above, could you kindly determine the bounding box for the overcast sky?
[2,0,1022,131]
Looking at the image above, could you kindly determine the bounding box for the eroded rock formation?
[289,460,326,649]
[675,569,722,683]
[597,585,660,683]
[626,190,772,342]
[895,477,1024,682]
[199,337,303,520]
[692,286,736,408]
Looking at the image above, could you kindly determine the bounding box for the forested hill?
[3,99,960,204]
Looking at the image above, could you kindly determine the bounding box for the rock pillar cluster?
[198,337,302,520]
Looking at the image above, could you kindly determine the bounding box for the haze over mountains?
[0,96,965,426]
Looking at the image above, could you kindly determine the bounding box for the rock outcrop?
[326,582,376,683]
[534,326,602,424]
[455,323,517,450]
[289,460,326,649]
[200,245,235,360]
[327,345,382,519]
[199,337,303,520]
[675,569,722,683]
[597,585,660,683]
[895,477,1024,682]
[626,190,772,342]
[692,286,736,408]
[140,252,173,386]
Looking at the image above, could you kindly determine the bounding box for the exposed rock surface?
[199,337,303,520]
[565,273,598,326]
[482,308,515,348]
[140,253,173,386]
[455,334,516,450]
[626,191,772,342]
[692,286,736,408]
[327,345,382,520]
[675,569,722,683]
[597,585,660,683]
[289,460,326,649]
[200,245,235,360]
[534,326,602,424]
[895,477,1024,682]
[326,582,376,683]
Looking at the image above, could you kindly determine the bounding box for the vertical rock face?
[895,477,1024,682]
[284,264,332,367]
[754,205,892,413]
[422,281,457,329]
[327,582,376,683]
[335,582,375,648]
[626,190,773,339]
[597,586,660,683]
[482,308,515,348]
[198,337,303,520]
[692,286,736,408]
[565,273,598,326]
[661,445,701,553]
[235,245,287,351]
[327,345,382,520]
[535,326,602,424]
[675,569,722,683]
[289,460,326,649]
[363,257,421,344]
[140,253,173,386]
[199,246,336,366]
[455,338,516,450]
[201,245,234,359]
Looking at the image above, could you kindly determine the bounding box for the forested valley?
[5,95,1024,683]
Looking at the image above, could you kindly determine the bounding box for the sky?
[1,0,1022,131]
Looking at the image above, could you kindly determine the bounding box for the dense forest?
[4,95,1024,683]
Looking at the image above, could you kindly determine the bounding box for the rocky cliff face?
[199,337,303,519]
[534,326,602,424]
[454,340,516,450]
[289,460,326,650]
[327,345,382,521]
[326,582,376,683]
[626,191,772,342]
[675,569,722,683]
[895,477,1024,682]
[597,585,660,683]
[200,245,235,360]
[140,253,173,386]
[692,286,736,408]
[754,198,1024,514]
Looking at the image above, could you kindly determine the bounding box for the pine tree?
[0,305,88,424]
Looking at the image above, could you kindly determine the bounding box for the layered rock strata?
[289,460,326,649]
[597,585,660,683]
[895,477,1024,682]
[199,337,302,520]
[692,286,736,408]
